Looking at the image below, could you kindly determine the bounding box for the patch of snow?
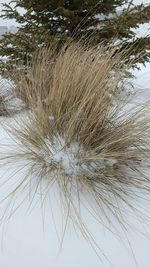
[36,134,119,180]
[41,135,82,177]
[49,115,54,121]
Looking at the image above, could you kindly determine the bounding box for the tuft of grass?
[0,42,150,259]
[0,77,27,116]
[0,95,8,116]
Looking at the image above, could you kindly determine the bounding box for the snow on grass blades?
[0,42,150,257]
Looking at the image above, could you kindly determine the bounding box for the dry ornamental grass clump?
[0,42,150,256]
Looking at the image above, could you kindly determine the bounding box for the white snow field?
[0,1,150,267]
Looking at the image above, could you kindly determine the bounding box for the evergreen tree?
[0,0,150,74]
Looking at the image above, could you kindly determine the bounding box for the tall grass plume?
[0,42,150,259]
